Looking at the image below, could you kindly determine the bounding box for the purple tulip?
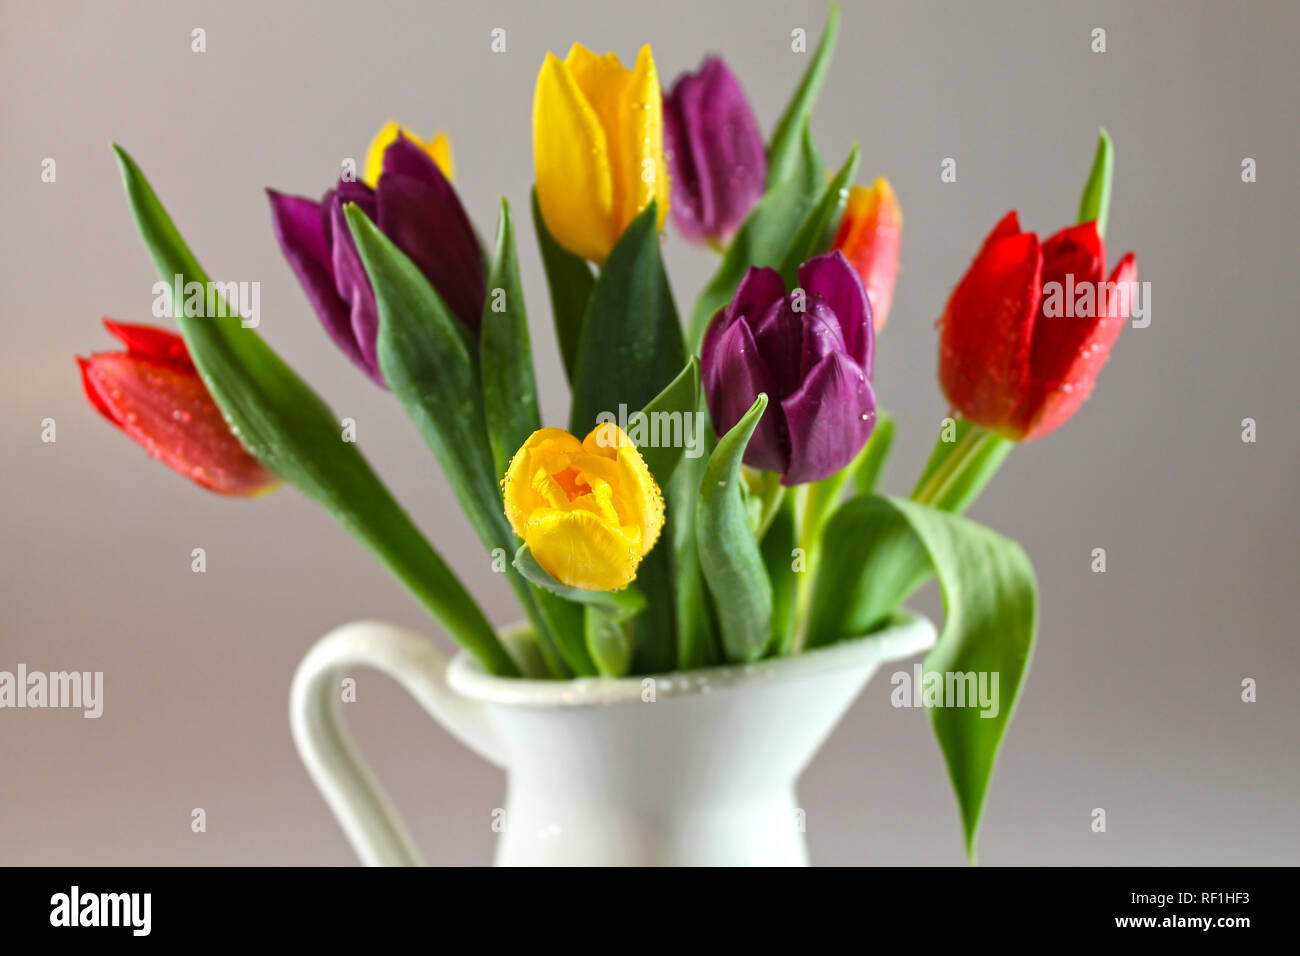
[701,252,877,485]
[663,56,766,247]
[267,135,484,385]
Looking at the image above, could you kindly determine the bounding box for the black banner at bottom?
[1,866,1283,940]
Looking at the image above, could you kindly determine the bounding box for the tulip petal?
[567,44,668,237]
[780,351,876,486]
[525,508,641,592]
[723,265,786,328]
[365,122,456,187]
[426,132,455,183]
[534,51,616,263]
[581,422,664,557]
[267,188,371,378]
[1024,221,1106,387]
[938,214,1041,435]
[1017,251,1137,440]
[622,45,670,234]
[101,318,193,369]
[326,191,385,385]
[798,250,873,374]
[502,427,585,538]
[80,352,275,496]
[377,138,485,330]
[662,72,704,241]
[833,177,902,332]
[77,356,118,424]
[664,56,765,244]
[702,317,788,473]
[364,120,402,188]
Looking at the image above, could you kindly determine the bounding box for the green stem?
[912,425,1013,514]
[789,485,818,654]
[914,427,986,505]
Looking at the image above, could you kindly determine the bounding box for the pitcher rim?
[446,610,936,708]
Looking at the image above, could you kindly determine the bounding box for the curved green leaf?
[766,1,841,188]
[807,494,1037,861]
[110,145,516,675]
[481,197,541,478]
[697,395,774,663]
[670,442,722,670]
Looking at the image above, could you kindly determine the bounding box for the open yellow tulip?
[533,44,670,264]
[503,424,664,591]
[364,121,455,186]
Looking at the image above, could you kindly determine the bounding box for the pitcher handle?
[289,620,505,866]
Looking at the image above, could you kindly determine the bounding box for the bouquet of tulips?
[78,6,1137,858]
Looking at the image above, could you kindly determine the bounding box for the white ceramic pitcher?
[290,613,935,866]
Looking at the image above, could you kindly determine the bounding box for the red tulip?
[78,320,277,496]
[833,177,902,332]
[938,212,1137,441]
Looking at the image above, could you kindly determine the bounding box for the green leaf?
[762,494,799,656]
[621,357,701,675]
[697,395,774,663]
[806,496,931,647]
[1076,127,1114,238]
[625,535,677,675]
[346,205,584,678]
[480,197,542,478]
[635,356,700,488]
[687,122,824,351]
[766,1,841,188]
[346,205,499,544]
[568,201,686,435]
[911,419,1013,515]
[670,446,722,670]
[777,145,859,286]
[514,545,645,616]
[110,145,516,676]
[808,495,1037,861]
[531,187,594,383]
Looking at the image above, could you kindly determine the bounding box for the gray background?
[2,0,1297,865]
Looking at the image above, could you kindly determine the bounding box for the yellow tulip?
[503,423,664,591]
[533,44,670,264]
[364,121,455,186]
